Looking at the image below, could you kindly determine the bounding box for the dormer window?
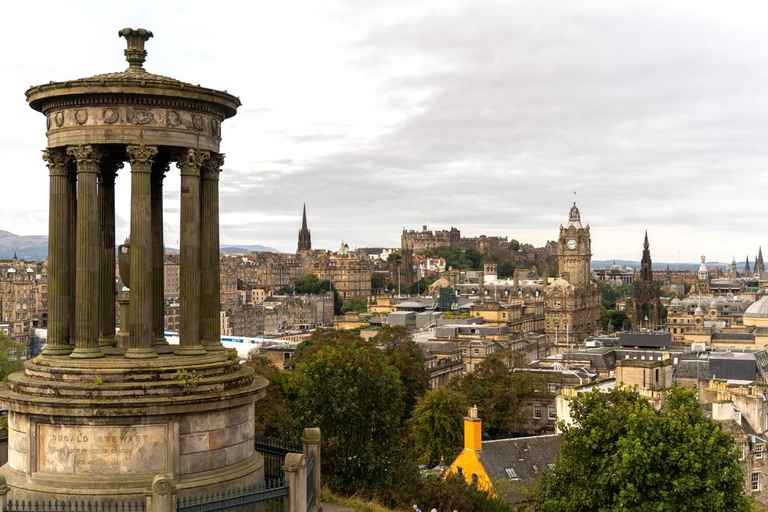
[505,468,518,480]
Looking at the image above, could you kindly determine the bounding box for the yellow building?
[445,406,562,505]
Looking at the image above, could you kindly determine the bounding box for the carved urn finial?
[118,28,154,71]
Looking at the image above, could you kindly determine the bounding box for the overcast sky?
[2,0,767,262]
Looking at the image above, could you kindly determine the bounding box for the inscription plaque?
[37,424,168,475]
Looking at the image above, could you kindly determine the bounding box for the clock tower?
[545,202,601,353]
[557,202,592,287]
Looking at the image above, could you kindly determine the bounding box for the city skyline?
[1,1,767,261]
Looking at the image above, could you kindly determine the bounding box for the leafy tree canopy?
[0,333,24,381]
[341,297,368,314]
[295,274,332,294]
[373,325,430,418]
[371,273,387,291]
[411,387,467,466]
[451,356,546,437]
[242,353,294,437]
[534,386,751,512]
[281,332,406,494]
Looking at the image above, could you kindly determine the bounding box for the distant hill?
[0,230,279,260]
[592,259,731,271]
[220,245,281,254]
[166,245,281,255]
[0,230,48,261]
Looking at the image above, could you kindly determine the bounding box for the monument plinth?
[0,28,266,502]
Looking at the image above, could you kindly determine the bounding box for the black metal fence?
[7,500,145,512]
[254,436,301,480]
[175,480,288,512]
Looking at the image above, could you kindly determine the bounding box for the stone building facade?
[544,204,601,353]
[0,257,47,347]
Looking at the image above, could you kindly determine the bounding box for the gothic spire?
[297,203,311,252]
[745,255,752,276]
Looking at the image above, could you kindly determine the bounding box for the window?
[740,443,747,461]
[753,472,760,492]
[756,445,763,460]
[505,468,519,480]
[471,473,479,485]
[548,406,556,420]
[473,349,479,355]
[534,405,542,419]
[548,384,557,393]
[531,464,539,472]
[457,466,463,476]
[547,463,555,470]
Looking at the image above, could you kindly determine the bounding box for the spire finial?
[118,28,154,71]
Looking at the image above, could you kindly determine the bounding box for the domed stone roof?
[547,277,573,290]
[745,296,768,318]
[670,297,682,306]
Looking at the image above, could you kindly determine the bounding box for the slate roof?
[675,357,710,379]
[478,434,562,503]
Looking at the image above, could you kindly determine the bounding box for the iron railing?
[6,500,145,512]
[254,436,301,480]
[176,480,288,512]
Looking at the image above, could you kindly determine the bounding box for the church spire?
[745,255,752,276]
[297,204,312,252]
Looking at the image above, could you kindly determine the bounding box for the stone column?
[283,453,307,512]
[67,145,106,359]
[42,148,73,356]
[302,428,321,512]
[152,161,169,346]
[69,167,77,342]
[98,161,122,347]
[126,144,159,359]
[175,149,209,356]
[201,154,225,351]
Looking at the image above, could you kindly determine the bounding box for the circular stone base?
[0,349,267,503]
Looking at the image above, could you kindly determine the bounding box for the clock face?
[567,239,577,250]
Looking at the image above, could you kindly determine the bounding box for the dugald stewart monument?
[0,29,267,501]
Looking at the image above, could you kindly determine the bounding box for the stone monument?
[0,28,267,502]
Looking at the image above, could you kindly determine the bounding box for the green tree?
[498,260,515,278]
[295,274,323,294]
[371,273,387,292]
[452,356,546,437]
[534,386,751,512]
[243,353,294,437]
[410,387,466,466]
[0,333,24,381]
[276,285,293,295]
[409,277,436,296]
[341,297,368,314]
[509,239,520,251]
[281,333,407,494]
[373,325,430,418]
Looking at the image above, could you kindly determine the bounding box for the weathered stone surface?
[0,27,260,504]
[37,424,168,475]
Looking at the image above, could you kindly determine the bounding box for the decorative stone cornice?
[66,145,107,173]
[126,145,158,173]
[175,148,210,176]
[201,153,225,180]
[42,148,71,177]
